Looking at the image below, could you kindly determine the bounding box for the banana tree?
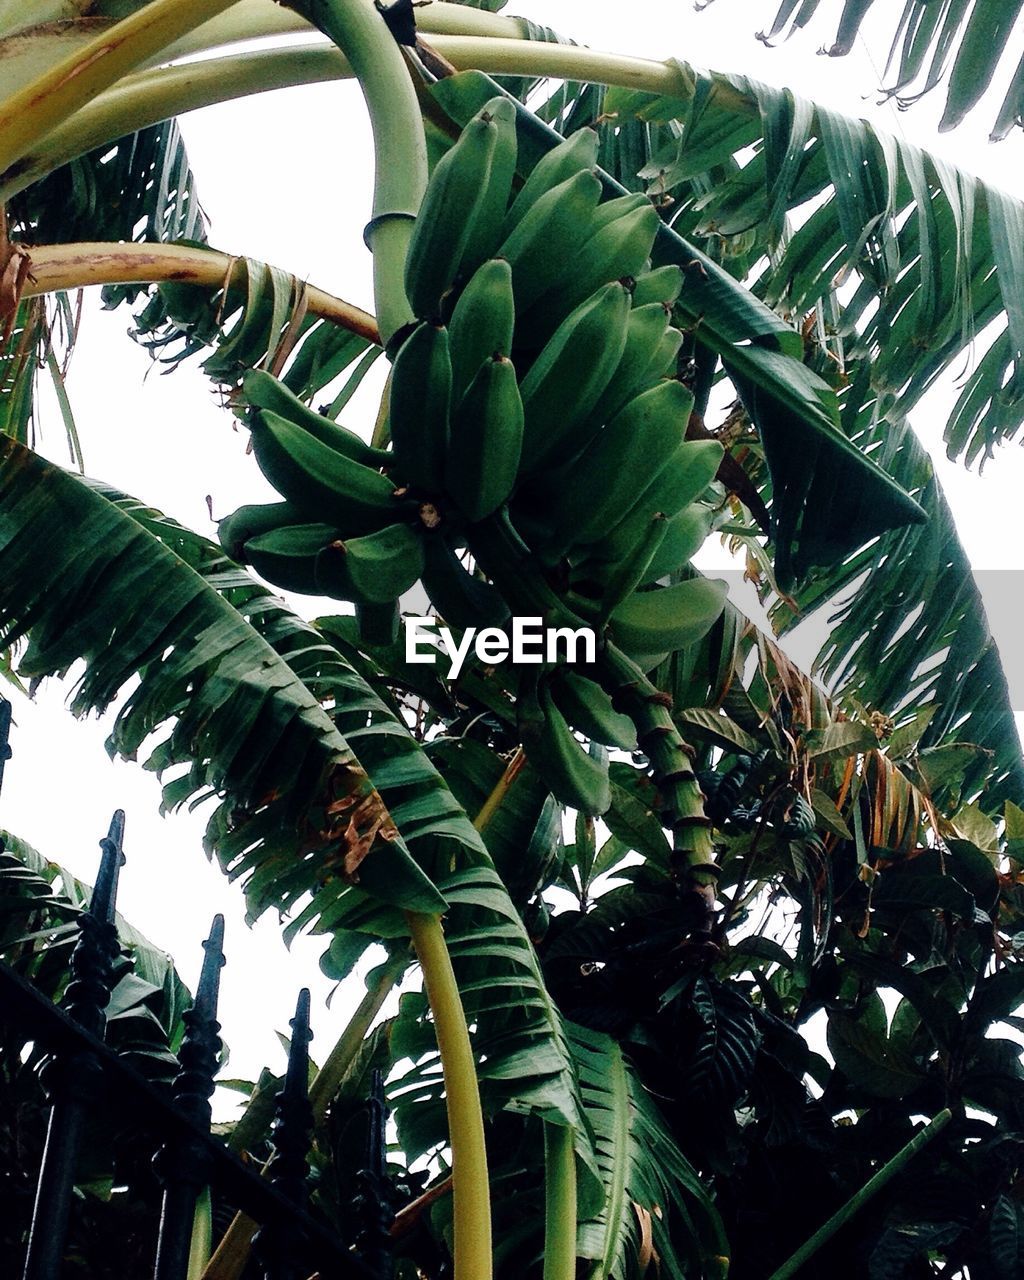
[1,1,1023,1277]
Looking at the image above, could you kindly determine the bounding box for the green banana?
[641,505,714,583]
[552,669,637,752]
[539,379,698,556]
[591,438,724,566]
[355,601,400,647]
[250,409,401,534]
[608,577,729,658]
[502,127,599,235]
[445,354,523,522]
[405,111,499,318]
[389,321,452,492]
[461,97,518,275]
[242,369,390,468]
[518,281,631,473]
[524,681,612,816]
[651,326,683,379]
[596,514,671,616]
[497,169,604,315]
[537,201,662,323]
[631,264,684,308]
[218,499,307,562]
[243,522,340,595]
[448,258,515,402]
[315,522,425,605]
[584,301,672,427]
[587,191,651,234]
[421,533,509,630]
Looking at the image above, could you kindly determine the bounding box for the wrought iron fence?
[0,697,396,1280]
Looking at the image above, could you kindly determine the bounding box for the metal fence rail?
[0,696,396,1280]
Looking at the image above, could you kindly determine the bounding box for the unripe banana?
[315,522,425,605]
[421,533,509,630]
[461,97,519,276]
[583,301,671,427]
[218,499,308,562]
[587,191,651,234]
[497,169,604,314]
[389,321,452,492]
[518,281,631,473]
[640,505,714,584]
[650,326,683,379]
[446,354,523,522]
[242,369,390,468]
[631,264,684,308]
[540,379,697,556]
[587,439,723,573]
[597,514,671,615]
[449,259,515,402]
[552,670,637,752]
[243,522,340,595]
[532,201,661,326]
[405,112,499,318]
[502,127,599,235]
[355,601,400,647]
[523,681,612,816]
[608,577,728,658]
[250,410,402,534]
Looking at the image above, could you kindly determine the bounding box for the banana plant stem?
[767,1109,953,1280]
[20,241,380,344]
[543,1121,578,1280]
[0,0,245,182]
[1,35,707,205]
[159,0,526,61]
[469,513,716,906]
[474,747,525,832]
[283,0,427,346]
[406,910,492,1280]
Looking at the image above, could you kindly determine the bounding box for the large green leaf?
[701,0,1024,139]
[570,1022,728,1280]
[0,437,461,921]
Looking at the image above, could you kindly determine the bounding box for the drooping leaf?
[0,438,459,921]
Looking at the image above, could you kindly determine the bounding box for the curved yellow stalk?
[20,241,380,344]
[406,910,492,1280]
[0,0,244,180]
[1,36,699,205]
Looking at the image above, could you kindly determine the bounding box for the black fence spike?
[0,695,12,799]
[352,1069,396,1280]
[253,987,315,1280]
[22,814,125,1280]
[153,917,226,1280]
[90,809,126,926]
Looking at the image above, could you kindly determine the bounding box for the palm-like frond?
[570,1022,728,1280]
[0,436,468,920]
[701,0,1024,139]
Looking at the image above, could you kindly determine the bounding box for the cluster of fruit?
[220,97,729,813]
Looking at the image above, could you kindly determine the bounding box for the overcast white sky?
[6,0,1024,1089]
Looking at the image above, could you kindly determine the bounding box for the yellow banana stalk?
[0,0,245,179]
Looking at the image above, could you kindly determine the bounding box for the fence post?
[253,987,314,1280]
[22,811,126,1280]
[353,1070,396,1280]
[0,695,12,797]
[153,914,225,1280]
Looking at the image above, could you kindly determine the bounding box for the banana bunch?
[217,369,426,618]
[223,99,734,815]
